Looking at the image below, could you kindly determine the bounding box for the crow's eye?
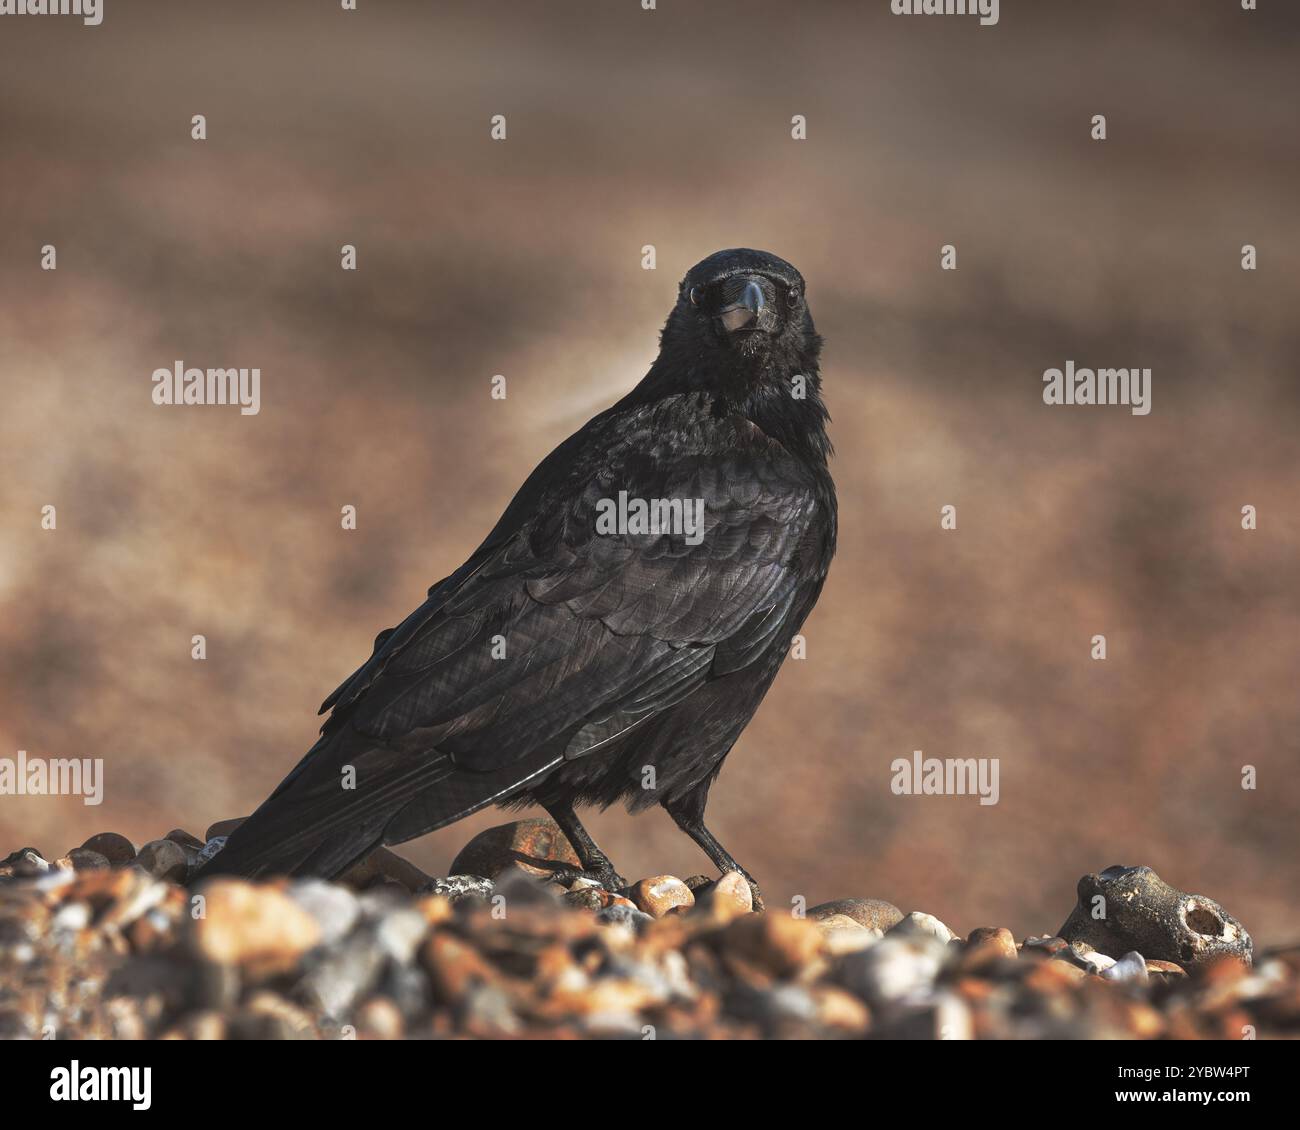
[787,287,801,308]
[688,285,704,306]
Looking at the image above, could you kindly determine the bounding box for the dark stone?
[134,839,189,882]
[165,829,206,850]
[67,848,111,872]
[0,848,49,878]
[1057,865,1252,968]
[339,847,432,892]
[448,818,580,880]
[205,817,247,840]
[80,832,137,864]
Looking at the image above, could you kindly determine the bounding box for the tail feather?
[192,726,561,882]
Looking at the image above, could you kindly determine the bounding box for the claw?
[544,865,629,894]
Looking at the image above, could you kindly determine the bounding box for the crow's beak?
[718,278,766,333]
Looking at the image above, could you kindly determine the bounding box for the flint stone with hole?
[1057,865,1251,968]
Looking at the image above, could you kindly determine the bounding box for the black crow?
[196,248,836,908]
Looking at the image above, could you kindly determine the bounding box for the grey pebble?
[1101,950,1149,984]
[287,880,361,946]
[838,933,949,1005]
[420,875,495,904]
[595,904,654,930]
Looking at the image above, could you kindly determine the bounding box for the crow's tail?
[191,726,561,882]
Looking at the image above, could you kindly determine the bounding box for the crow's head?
[666,248,815,371]
[642,248,829,462]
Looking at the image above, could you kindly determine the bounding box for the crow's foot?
[544,864,629,895]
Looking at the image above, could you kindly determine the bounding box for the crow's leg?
[663,786,765,911]
[542,801,629,892]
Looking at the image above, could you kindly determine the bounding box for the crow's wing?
[332,407,821,766]
[203,398,828,877]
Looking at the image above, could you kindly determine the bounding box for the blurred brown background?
[1,1,1297,941]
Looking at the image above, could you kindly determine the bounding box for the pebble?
[1021,934,1069,958]
[491,869,565,909]
[233,991,318,1040]
[461,983,522,1036]
[723,913,825,977]
[963,926,1018,966]
[448,818,581,880]
[1065,942,1116,974]
[134,839,189,883]
[594,903,653,930]
[80,833,137,865]
[562,886,608,911]
[296,931,385,1018]
[414,894,454,927]
[186,879,322,973]
[698,871,753,920]
[891,911,957,944]
[0,848,50,878]
[96,869,172,932]
[286,880,361,946]
[1028,958,1086,988]
[0,831,1279,1041]
[815,913,881,954]
[353,996,405,1040]
[339,847,433,893]
[205,817,247,840]
[1101,950,1150,984]
[1058,865,1252,968]
[421,875,495,904]
[372,908,429,965]
[422,932,497,1003]
[195,837,227,870]
[50,902,92,933]
[884,988,974,1040]
[165,829,205,851]
[161,1010,226,1040]
[162,830,205,874]
[838,933,949,1005]
[629,875,695,918]
[806,898,903,933]
[66,848,111,872]
[743,983,819,1028]
[810,985,872,1033]
[380,961,431,1019]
